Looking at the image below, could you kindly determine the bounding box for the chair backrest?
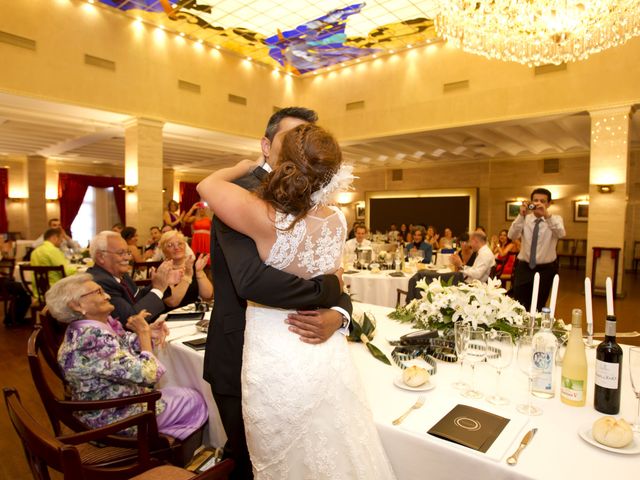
[36,309,67,383]
[0,258,15,279]
[556,238,575,255]
[20,265,66,306]
[4,387,72,480]
[574,239,587,256]
[131,261,162,287]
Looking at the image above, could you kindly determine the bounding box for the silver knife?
[506,428,537,466]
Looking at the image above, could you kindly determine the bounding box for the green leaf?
[366,343,392,365]
[362,312,375,336]
[347,318,364,342]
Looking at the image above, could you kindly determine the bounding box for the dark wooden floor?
[1,266,638,479]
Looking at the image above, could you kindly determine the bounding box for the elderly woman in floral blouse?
[45,273,208,440]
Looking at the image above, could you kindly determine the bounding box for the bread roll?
[402,365,430,387]
[592,417,634,448]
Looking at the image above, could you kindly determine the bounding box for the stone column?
[587,106,632,296]
[123,118,164,240]
[26,155,47,238]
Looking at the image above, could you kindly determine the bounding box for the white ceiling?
[0,92,638,174]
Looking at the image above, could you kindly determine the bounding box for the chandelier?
[434,1,640,66]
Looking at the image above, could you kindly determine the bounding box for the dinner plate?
[393,374,436,392]
[578,423,640,455]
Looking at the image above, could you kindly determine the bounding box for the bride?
[197,123,395,479]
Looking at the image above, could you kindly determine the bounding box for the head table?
[158,303,638,480]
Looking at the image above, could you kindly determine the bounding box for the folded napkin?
[388,272,406,277]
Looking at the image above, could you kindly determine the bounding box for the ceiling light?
[215,45,221,50]
[389,50,395,54]
[179,32,185,37]
[197,39,203,44]
[435,1,640,66]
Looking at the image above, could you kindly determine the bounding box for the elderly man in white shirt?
[451,231,495,283]
[508,187,566,312]
[344,224,372,255]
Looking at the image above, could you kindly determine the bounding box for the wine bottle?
[532,307,558,398]
[561,309,587,406]
[594,315,623,414]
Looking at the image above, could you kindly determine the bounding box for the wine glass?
[384,253,393,271]
[462,328,487,399]
[629,347,640,433]
[486,331,514,405]
[452,321,470,390]
[516,335,542,416]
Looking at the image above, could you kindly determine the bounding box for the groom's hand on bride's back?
[285,309,342,345]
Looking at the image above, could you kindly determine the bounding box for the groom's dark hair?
[264,107,318,142]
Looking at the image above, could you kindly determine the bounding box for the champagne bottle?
[561,309,588,406]
[594,315,623,414]
[532,307,558,398]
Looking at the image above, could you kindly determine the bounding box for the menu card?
[427,404,509,453]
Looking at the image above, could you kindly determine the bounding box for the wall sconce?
[118,184,138,193]
[597,185,614,194]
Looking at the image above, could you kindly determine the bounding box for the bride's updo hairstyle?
[259,123,342,227]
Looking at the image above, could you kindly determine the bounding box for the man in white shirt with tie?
[344,224,372,255]
[508,188,566,312]
[451,231,495,282]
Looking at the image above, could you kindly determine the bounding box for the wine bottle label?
[561,376,584,401]
[595,359,619,389]
[605,320,616,337]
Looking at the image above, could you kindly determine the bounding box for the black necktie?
[529,218,543,269]
[120,278,137,302]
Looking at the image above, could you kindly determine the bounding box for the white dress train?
[241,207,396,480]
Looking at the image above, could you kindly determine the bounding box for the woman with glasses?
[45,273,208,440]
[158,230,212,309]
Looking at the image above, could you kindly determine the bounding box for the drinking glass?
[629,347,640,433]
[486,331,514,405]
[516,335,542,416]
[462,328,487,399]
[452,322,470,390]
[384,254,393,271]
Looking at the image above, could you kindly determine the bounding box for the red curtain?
[179,181,200,237]
[0,168,8,232]
[58,173,125,235]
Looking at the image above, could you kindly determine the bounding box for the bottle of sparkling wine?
[594,315,623,414]
[532,307,558,398]
[561,309,588,406]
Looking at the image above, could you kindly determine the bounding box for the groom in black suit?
[204,107,352,479]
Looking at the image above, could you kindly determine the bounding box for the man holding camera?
[508,188,565,312]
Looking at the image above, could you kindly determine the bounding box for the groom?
[204,107,352,479]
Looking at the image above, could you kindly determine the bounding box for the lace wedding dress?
[242,207,396,480]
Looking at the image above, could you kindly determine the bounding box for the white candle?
[530,272,540,316]
[549,274,559,319]
[584,277,593,327]
[605,277,614,316]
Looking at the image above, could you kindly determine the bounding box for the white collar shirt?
[508,214,566,264]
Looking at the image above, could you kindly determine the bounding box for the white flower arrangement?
[389,277,527,337]
[377,250,388,262]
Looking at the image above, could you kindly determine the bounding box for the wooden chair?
[131,261,162,287]
[573,239,587,269]
[0,258,16,319]
[4,387,234,480]
[19,265,66,317]
[27,327,200,467]
[556,238,575,268]
[396,289,408,308]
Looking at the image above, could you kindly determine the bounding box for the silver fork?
[392,395,426,425]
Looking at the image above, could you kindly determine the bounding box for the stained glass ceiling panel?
[92,0,440,75]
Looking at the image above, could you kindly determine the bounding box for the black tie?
[529,218,543,269]
[121,278,137,302]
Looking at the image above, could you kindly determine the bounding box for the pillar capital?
[122,117,165,130]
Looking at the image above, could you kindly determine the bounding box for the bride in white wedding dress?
[198,124,396,480]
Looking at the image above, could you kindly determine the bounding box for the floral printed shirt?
[58,317,166,432]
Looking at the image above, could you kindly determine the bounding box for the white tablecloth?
[344,271,410,307]
[435,252,452,267]
[160,304,639,479]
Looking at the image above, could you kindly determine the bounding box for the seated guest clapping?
[46,274,208,440]
[87,231,182,325]
[159,230,213,309]
[405,226,432,263]
[121,226,144,263]
[450,231,495,283]
[457,232,477,266]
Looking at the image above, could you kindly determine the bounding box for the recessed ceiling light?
[215,45,221,50]
[179,32,185,37]
[197,39,203,44]
[389,49,395,54]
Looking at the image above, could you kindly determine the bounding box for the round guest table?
[343,270,410,307]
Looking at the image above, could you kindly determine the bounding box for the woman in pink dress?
[184,202,211,262]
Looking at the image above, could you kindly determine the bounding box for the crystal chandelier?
[434,1,640,66]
